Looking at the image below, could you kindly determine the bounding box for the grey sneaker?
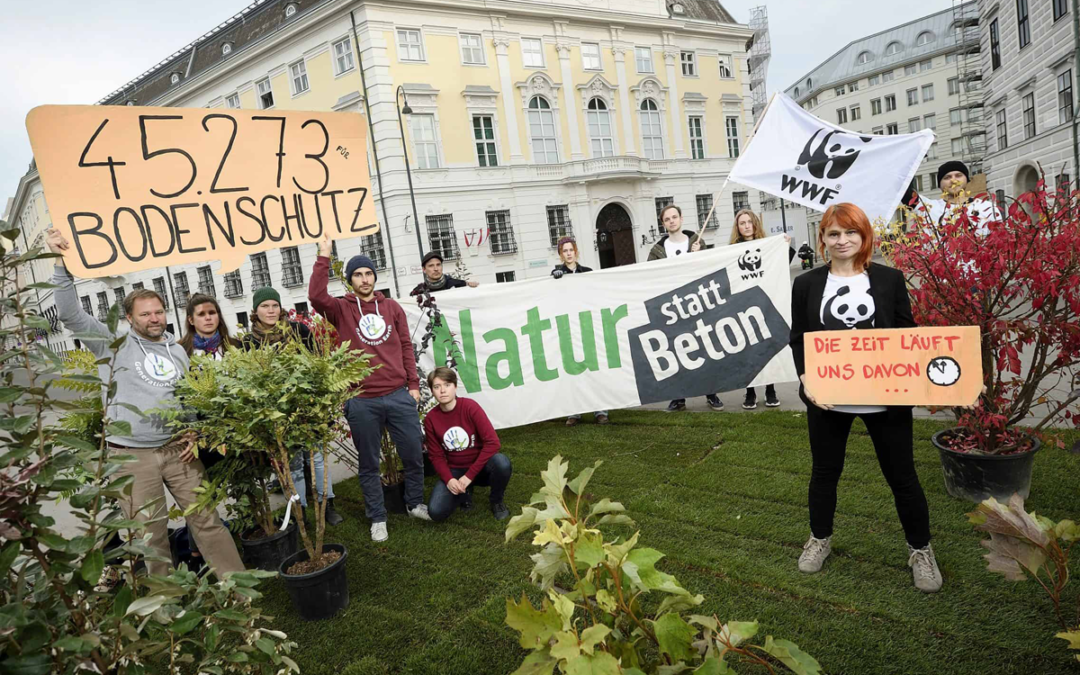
[798,536,832,573]
[408,504,432,521]
[370,522,388,542]
[908,544,943,593]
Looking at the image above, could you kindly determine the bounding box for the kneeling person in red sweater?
[424,367,512,522]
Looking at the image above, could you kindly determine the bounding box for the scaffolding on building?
[952,0,986,174]
[747,5,771,124]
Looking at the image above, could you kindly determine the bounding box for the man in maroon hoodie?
[423,367,511,522]
[310,237,430,542]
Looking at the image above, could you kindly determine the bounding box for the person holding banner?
[242,287,344,527]
[789,203,941,593]
[729,209,795,410]
[551,237,610,426]
[45,228,245,579]
[648,205,723,412]
[424,367,512,522]
[422,252,479,293]
[310,238,431,542]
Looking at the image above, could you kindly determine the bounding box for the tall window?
[654,197,674,234]
[333,37,355,74]
[522,38,544,67]
[114,288,125,308]
[850,105,861,121]
[397,29,425,61]
[410,115,439,169]
[256,78,274,109]
[173,272,190,308]
[225,93,240,109]
[996,109,1008,150]
[907,88,918,106]
[635,47,653,73]
[908,117,921,132]
[868,74,880,86]
[473,116,498,167]
[718,54,733,78]
[1023,93,1036,139]
[919,59,932,72]
[197,266,216,297]
[281,247,304,287]
[696,194,718,229]
[1017,0,1030,49]
[726,116,740,157]
[250,253,272,289]
[882,71,894,83]
[460,33,485,65]
[546,206,572,247]
[835,85,846,96]
[886,122,898,135]
[586,98,615,157]
[1059,70,1074,123]
[904,64,916,76]
[849,80,859,92]
[990,19,1001,70]
[96,292,109,321]
[1054,0,1068,21]
[836,108,848,124]
[923,113,936,130]
[732,191,750,215]
[289,60,309,95]
[948,77,960,95]
[528,96,559,163]
[79,295,92,316]
[359,230,388,270]
[950,108,963,125]
[426,215,458,260]
[871,98,882,115]
[927,141,937,159]
[688,116,705,159]
[952,138,964,154]
[153,278,169,310]
[581,43,602,70]
[223,270,243,298]
[486,211,517,255]
[639,99,664,160]
[885,94,896,111]
[921,84,934,102]
[680,51,696,76]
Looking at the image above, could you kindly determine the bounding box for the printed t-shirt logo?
[144,353,177,381]
[442,426,471,452]
[358,313,389,343]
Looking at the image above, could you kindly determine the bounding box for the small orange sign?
[804,326,982,406]
[26,105,375,279]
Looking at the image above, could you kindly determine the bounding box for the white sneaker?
[370,522,388,542]
[798,536,832,573]
[407,504,432,521]
[908,544,943,593]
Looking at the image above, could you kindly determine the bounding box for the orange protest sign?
[25,105,375,279]
[804,326,982,406]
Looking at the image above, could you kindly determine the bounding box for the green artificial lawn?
[258,410,1080,675]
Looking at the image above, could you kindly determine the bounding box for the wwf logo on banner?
[796,129,874,180]
[738,249,762,272]
[627,268,789,405]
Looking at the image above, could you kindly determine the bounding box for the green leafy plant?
[968,494,1080,662]
[0,228,295,674]
[504,456,822,675]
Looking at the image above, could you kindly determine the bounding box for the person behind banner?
[789,203,941,593]
[45,227,244,579]
[179,293,240,360]
[648,205,723,412]
[424,367,512,522]
[729,209,796,410]
[310,237,431,542]
[551,237,610,427]
[243,287,344,526]
[422,252,479,293]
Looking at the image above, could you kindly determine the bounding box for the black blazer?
[790,262,916,380]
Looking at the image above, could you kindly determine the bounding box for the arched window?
[794,86,800,97]
[639,99,664,160]
[222,42,232,56]
[916,31,935,46]
[885,41,902,56]
[528,96,559,164]
[857,51,872,65]
[806,78,813,89]
[170,73,181,85]
[285,3,298,17]
[586,98,615,158]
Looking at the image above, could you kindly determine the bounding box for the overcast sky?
[1,0,950,214]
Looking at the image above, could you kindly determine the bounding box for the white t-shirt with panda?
[664,237,690,258]
[819,272,887,415]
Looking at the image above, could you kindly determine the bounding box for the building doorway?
[596,203,636,269]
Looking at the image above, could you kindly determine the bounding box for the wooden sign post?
[804,326,982,406]
[25,105,376,279]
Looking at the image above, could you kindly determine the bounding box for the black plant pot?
[933,428,1042,503]
[240,523,298,572]
[279,543,349,621]
[383,481,406,514]
[423,452,438,478]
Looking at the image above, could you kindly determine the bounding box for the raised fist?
[552,269,564,279]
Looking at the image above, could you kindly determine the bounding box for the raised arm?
[46,228,112,356]
[308,237,342,320]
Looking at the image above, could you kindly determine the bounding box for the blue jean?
[568,410,608,421]
[289,449,334,507]
[343,387,425,523]
[428,453,512,523]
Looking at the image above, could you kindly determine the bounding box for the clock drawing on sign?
[926,356,961,387]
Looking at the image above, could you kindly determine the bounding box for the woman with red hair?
[789,203,941,593]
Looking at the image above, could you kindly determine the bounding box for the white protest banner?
[405,237,798,429]
[730,94,933,226]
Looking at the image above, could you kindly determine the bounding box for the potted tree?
[885,173,1080,501]
[171,320,373,620]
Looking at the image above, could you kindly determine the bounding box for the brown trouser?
[114,442,245,578]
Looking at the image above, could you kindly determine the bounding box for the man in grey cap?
[421,252,479,293]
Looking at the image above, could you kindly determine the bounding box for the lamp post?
[395,85,424,263]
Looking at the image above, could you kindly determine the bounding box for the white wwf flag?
[731,94,933,226]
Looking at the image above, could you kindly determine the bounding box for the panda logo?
[738,248,763,272]
[822,285,875,330]
[927,357,962,387]
[797,129,874,181]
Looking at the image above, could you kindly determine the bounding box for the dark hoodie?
[308,256,419,398]
[647,229,708,261]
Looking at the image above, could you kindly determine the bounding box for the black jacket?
[241,321,314,351]
[551,263,593,276]
[790,263,916,403]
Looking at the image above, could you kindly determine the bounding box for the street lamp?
[395,85,424,264]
